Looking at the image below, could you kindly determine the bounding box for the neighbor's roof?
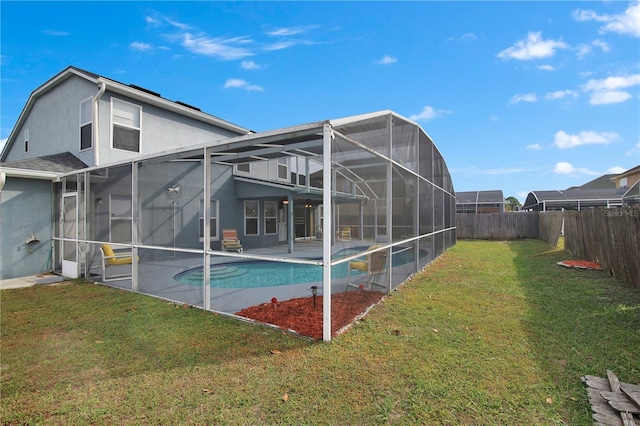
[611,164,640,180]
[568,174,617,190]
[456,190,504,204]
[1,66,252,161]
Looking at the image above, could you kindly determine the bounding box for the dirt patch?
[236,290,385,339]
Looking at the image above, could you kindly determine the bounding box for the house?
[610,165,640,190]
[0,67,457,341]
[455,190,504,213]
[523,167,640,211]
[1,66,250,280]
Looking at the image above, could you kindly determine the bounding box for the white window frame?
[277,157,289,181]
[244,200,259,236]
[111,98,142,153]
[109,194,132,243]
[24,128,29,153]
[619,177,628,188]
[79,97,93,151]
[264,201,278,235]
[199,199,219,242]
[235,163,251,174]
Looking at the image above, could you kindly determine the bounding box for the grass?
[1,239,639,425]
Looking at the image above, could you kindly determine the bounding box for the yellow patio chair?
[100,244,134,282]
[346,244,388,290]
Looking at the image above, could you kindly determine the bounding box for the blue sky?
[1,1,639,203]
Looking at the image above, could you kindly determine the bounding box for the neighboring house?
[610,165,640,190]
[522,188,626,211]
[455,190,504,213]
[0,66,251,280]
[523,166,640,211]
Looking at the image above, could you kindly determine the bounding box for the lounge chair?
[221,229,243,252]
[100,244,134,282]
[337,226,351,241]
[346,245,388,290]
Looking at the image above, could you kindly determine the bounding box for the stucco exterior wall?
[3,77,97,165]
[0,178,53,279]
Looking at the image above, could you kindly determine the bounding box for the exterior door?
[62,193,78,278]
[279,205,288,242]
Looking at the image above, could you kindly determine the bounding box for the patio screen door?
[62,193,79,278]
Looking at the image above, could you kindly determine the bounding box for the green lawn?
[2,239,639,425]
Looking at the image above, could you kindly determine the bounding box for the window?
[277,158,288,181]
[80,98,93,150]
[110,194,132,243]
[112,99,141,152]
[199,199,219,241]
[236,163,251,173]
[24,128,29,153]
[244,200,259,235]
[264,201,277,235]
[619,177,628,189]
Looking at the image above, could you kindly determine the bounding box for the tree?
[505,196,522,212]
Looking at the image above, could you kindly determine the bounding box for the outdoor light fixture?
[311,285,318,307]
[305,198,313,208]
[282,197,289,205]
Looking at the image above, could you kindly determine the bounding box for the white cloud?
[223,78,264,92]
[129,41,153,52]
[589,91,633,105]
[526,143,542,151]
[409,105,452,122]
[241,60,262,70]
[265,26,317,37]
[553,162,599,176]
[166,18,193,31]
[44,30,69,36]
[553,130,620,149]
[145,16,160,26]
[607,166,627,174]
[581,74,640,105]
[263,41,296,51]
[626,141,640,157]
[497,32,568,60]
[592,39,610,53]
[0,138,7,153]
[509,93,538,104]
[182,33,254,60]
[374,55,397,65]
[538,64,555,71]
[573,2,640,37]
[544,90,578,100]
[447,32,477,42]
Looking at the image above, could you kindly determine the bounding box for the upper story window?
[80,98,93,151]
[619,177,628,189]
[112,98,141,153]
[277,158,288,181]
[236,163,251,173]
[24,128,29,153]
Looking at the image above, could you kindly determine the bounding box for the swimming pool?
[173,246,425,288]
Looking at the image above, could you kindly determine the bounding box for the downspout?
[93,81,106,166]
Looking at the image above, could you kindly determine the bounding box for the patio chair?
[221,229,243,253]
[346,244,388,291]
[99,244,134,282]
[337,226,351,241]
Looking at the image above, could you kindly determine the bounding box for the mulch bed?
[235,290,385,339]
[557,260,603,271]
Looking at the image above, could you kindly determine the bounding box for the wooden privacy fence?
[564,207,640,288]
[456,212,563,247]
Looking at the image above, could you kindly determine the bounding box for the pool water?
[173,247,425,288]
